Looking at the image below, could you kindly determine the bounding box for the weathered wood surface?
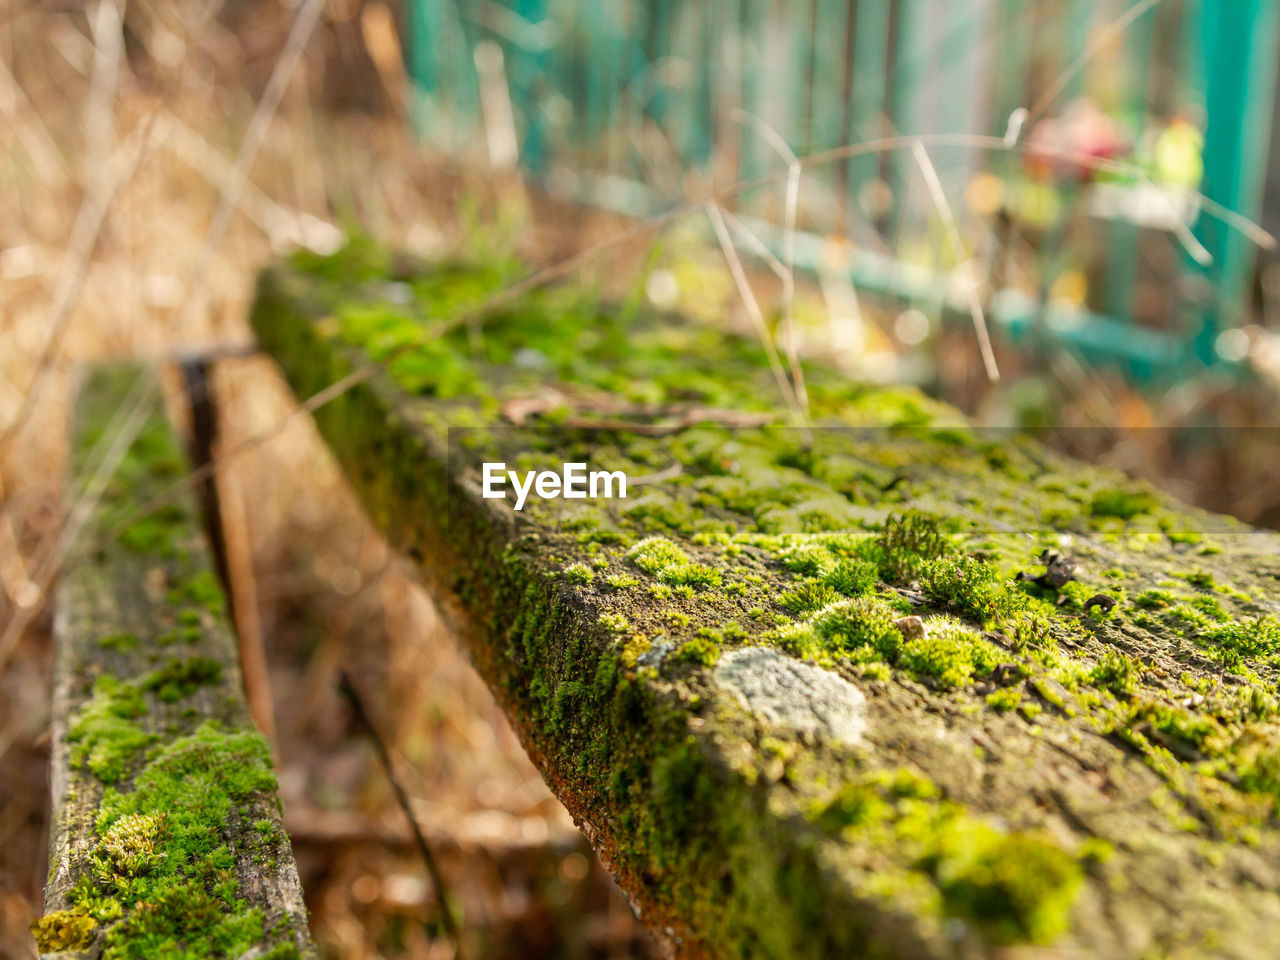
[254,247,1280,959]
[35,365,314,960]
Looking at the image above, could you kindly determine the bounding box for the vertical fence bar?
[1194,0,1280,355]
[811,0,851,149]
[739,0,762,191]
[1103,0,1155,324]
[847,0,889,228]
[887,0,925,246]
[512,0,549,173]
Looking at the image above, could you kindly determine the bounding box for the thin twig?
[0,51,71,185]
[732,108,807,412]
[705,202,809,439]
[910,139,1000,382]
[339,671,463,957]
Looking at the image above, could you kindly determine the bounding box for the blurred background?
[3,0,1280,957]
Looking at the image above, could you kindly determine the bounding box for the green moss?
[808,597,903,660]
[117,505,188,557]
[1088,651,1141,698]
[875,511,952,581]
[899,620,1002,688]
[98,632,140,652]
[142,657,223,703]
[63,723,284,960]
[599,612,630,632]
[779,541,838,577]
[166,570,225,614]
[626,536,690,576]
[918,556,1018,626]
[31,910,98,951]
[823,557,878,597]
[768,622,824,660]
[563,562,596,584]
[923,823,1083,944]
[67,675,157,784]
[1089,488,1158,520]
[673,635,721,667]
[985,688,1023,713]
[811,769,1083,944]
[659,562,723,589]
[778,581,840,615]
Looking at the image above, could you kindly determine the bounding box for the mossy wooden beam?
[252,244,1280,959]
[36,364,314,960]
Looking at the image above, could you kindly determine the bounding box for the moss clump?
[1088,651,1141,698]
[778,581,841,615]
[117,505,188,557]
[30,910,97,951]
[98,632,140,652]
[874,511,952,581]
[811,768,1083,945]
[986,688,1023,713]
[626,536,690,576]
[1089,488,1158,520]
[673,634,721,667]
[823,557,878,598]
[562,562,595,584]
[924,824,1083,944]
[779,541,839,577]
[899,620,1002,688]
[67,675,157,784]
[659,561,723,589]
[808,597,903,660]
[166,570,225,614]
[768,622,824,660]
[918,556,1018,626]
[1201,616,1280,663]
[58,723,282,960]
[142,657,223,703]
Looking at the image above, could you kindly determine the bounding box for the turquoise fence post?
[848,0,890,214]
[513,0,549,174]
[1194,0,1280,360]
[690,1,714,168]
[1103,0,1154,326]
[407,0,439,136]
[887,0,924,244]
[408,0,436,96]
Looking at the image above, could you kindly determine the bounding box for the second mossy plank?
[36,364,314,960]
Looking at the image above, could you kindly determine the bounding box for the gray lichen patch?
[715,647,866,745]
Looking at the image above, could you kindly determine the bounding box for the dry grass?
[0,2,656,957]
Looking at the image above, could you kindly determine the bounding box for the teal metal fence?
[406,0,1279,381]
